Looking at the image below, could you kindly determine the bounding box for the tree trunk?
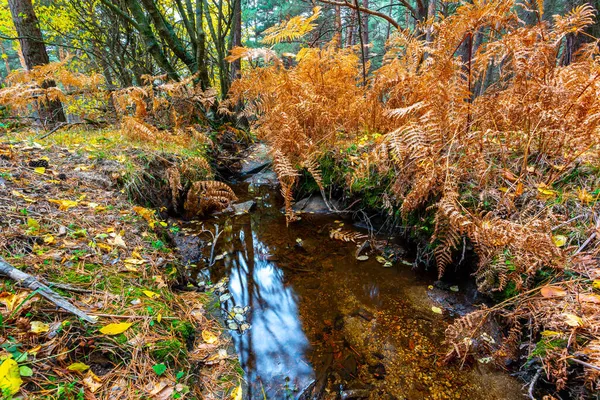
[361,0,369,61]
[229,0,242,82]
[8,0,66,127]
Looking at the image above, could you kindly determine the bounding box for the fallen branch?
[0,256,97,323]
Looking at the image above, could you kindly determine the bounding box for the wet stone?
[292,194,340,214]
[240,143,271,175]
[340,389,371,399]
[231,200,256,215]
[353,308,374,322]
[244,170,279,186]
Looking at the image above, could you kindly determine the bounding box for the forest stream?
[177,175,526,400]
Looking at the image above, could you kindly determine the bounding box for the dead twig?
[0,256,96,323]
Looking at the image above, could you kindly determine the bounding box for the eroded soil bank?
[179,178,526,400]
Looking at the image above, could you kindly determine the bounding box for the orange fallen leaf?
[540,286,567,298]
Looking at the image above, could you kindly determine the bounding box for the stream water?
[186,179,525,400]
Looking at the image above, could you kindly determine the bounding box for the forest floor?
[0,128,241,399]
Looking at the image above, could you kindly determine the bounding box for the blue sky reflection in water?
[225,229,314,398]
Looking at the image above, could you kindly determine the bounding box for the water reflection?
[225,227,315,399]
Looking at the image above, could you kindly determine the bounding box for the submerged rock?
[231,200,256,215]
[240,143,271,175]
[244,169,279,186]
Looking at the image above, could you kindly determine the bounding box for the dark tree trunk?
[362,0,369,61]
[229,0,242,82]
[8,0,66,126]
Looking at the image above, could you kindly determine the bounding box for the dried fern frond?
[261,6,321,45]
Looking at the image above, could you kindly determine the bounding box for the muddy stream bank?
[175,176,525,400]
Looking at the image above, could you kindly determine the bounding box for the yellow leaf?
[43,235,55,244]
[537,185,557,198]
[0,292,29,312]
[27,218,40,231]
[156,313,162,323]
[11,190,36,203]
[143,290,160,299]
[552,235,567,247]
[431,306,443,314]
[202,330,219,344]
[0,358,22,395]
[133,206,157,228]
[540,286,567,298]
[99,322,132,335]
[67,362,90,373]
[540,330,562,337]
[563,313,584,327]
[30,321,50,334]
[96,243,112,252]
[124,258,146,265]
[593,280,600,290]
[231,384,242,400]
[577,188,594,204]
[83,371,102,393]
[49,199,79,210]
[34,167,46,174]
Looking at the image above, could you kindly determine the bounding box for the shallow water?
[189,182,525,400]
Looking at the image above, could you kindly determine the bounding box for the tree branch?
[318,0,401,29]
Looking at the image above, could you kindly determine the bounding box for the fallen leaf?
[593,280,600,290]
[431,306,443,314]
[564,313,584,327]
[34,167,46,174]
[49,199,79,210]
[152,363,167,376]
[540,286,567,298]
[27,218,40,231]
[202,330,219,344]
[18,366,33,377]
[30,321,50,334]
[376,256,387,264]
[356,255,369,261]
[231,384,242,400]
[43,235,55,244]
[578,293,600,304]
[540,330,562,337]
[124,258,146,265]
[67,362,90,373]
[143,290,160,299]
[108,234,127,249]
[99,322,132,335]
[83,371,102,393]
[552,235,567,247]
[0,291,30,312]
[0,358,22,395]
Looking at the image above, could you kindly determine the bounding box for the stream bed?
[183,179,525,399]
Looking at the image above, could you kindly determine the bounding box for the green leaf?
[152,363,166,376]
[18,366,33,377]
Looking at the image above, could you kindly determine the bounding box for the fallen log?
[0,256,97,323]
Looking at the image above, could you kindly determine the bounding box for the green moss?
[171,320,195,341]
[151,339,184,364]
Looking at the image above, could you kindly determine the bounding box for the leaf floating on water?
[67,362,90,373]
[202,330,219,344]
[552,235,567,247]
[356,255,369,261]
[228,322,238,330]
[563,313,584,327]
[376,256,387,264]
[449,286,459,292]
[0,358,22,395]
[99,322,132,335]
[431,306,443,314]
[540,286,567,298]
[383,261,392,268]
[329,229,366,243]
